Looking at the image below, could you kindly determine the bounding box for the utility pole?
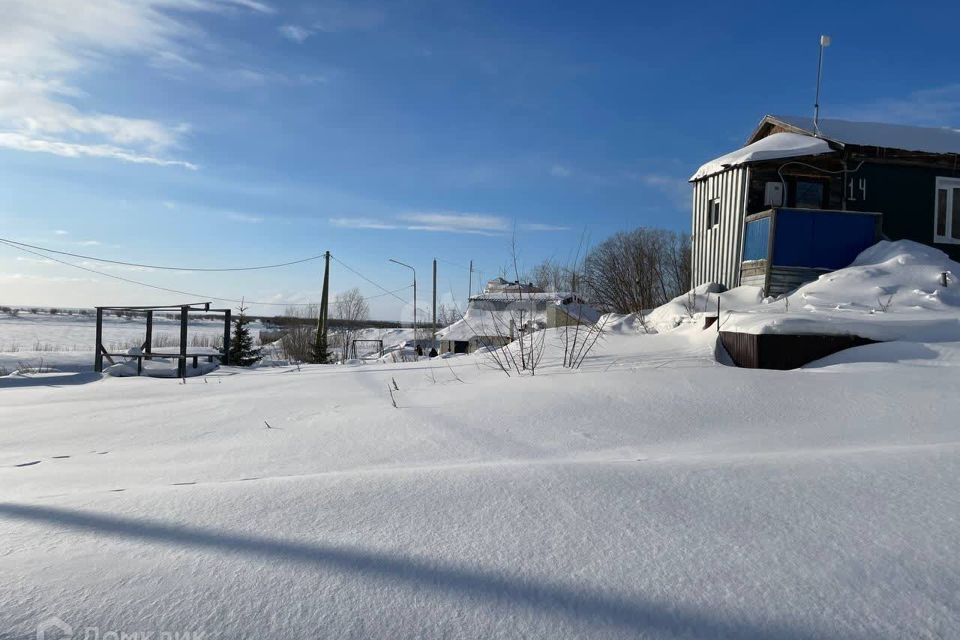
[389,259,416,342]
[432,258,437,347]
[314,250,330,363]
[468,259,473,299]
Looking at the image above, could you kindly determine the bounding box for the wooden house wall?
[845,161,960,261]
[690,167,749,290]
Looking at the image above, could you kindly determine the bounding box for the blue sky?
[2,0,960,318]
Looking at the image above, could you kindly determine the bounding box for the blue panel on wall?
[772,209,877,269]
[742,217,770,261]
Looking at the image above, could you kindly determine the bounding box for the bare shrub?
[331,287,369,362]
[277,305,318,363]
[583,228,690,313]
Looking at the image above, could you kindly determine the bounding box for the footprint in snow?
[14,460,41,467]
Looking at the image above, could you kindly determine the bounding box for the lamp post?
[389,258,417,341]
[814,34,831,137]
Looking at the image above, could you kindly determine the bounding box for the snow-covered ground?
[2,241,959,638]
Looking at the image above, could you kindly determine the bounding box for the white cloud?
[53,229,69,235]
[0,0,268,169]
[630,173,690,210]
[279,24,313,43]
[399,212,509,234]
[550,164,572,178]
[833,84,960,127]
[225,212,264,224]
[331,212,568,235]
[0,132,198,170]
[519,222,569,232]
[330,217,399,230]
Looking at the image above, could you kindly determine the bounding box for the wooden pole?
[94,307,103,373]
[222,309,231,365]
[315,251,330,363]
[468,259,473,299]
[432,258,437,348]
[178,305,188,378]
[145,310,153,360]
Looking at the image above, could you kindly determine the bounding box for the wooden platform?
[720,330,876,370]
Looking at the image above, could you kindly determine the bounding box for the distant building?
[437,279,598,354]
[690,115,960,296]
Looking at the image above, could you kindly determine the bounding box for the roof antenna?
[814,34,831,137]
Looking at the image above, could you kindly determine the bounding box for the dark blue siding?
[772,209,877,269]
[742,217,770,261]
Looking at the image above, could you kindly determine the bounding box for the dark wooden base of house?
[720,330,876,370]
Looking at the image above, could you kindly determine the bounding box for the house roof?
[690,132,833,181]
[691,114,960,181]
[751,115,960,156]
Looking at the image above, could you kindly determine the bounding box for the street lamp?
[389,258,417,340]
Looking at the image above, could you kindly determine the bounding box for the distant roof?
[470,291,582,302]
[754,115,960,155]
[690,132,833,181]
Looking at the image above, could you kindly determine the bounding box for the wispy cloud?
[225,211,264,224]
[278,3,386,44]
[400,213,508,234]
[330,217,399,230]
[53,229,69,235]
[628,173,690,210]
[0,0,269,169]
[331,212,568,235]
[832,84,960,127]
[550,164,572,178]
[0,132,198,170]
[519,222,569,232]
[279,24,313,43]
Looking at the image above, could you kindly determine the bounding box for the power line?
[0,240,410,307]
[0,236,326,272]
[330,255,410,304]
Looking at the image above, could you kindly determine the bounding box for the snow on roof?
[470,291,583,302]
[765,115,960,156]
[437,295,598,342]
[690,132,833,181]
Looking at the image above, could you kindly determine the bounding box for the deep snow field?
[2,241,960,639]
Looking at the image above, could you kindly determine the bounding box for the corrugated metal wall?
[690,167,749,289]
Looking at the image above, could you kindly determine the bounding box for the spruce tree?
[228,302,262,367]
[310,331,330,364]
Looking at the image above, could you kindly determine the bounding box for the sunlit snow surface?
[2,240,959,638]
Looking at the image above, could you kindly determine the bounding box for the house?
[690,115,960,295]
[437,279,599,354]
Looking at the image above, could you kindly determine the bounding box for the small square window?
[708,198,720,228]
[794,180,825,209]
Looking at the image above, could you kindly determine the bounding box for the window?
[708,198,720,229]
[934,177,960,244]
[793,179,826,209]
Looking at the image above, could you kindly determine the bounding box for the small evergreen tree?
[228,301,262,366]
[310,330,330,364]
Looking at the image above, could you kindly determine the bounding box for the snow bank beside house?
[721,240,960,341]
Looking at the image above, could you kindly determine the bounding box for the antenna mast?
[814,34,831,137]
